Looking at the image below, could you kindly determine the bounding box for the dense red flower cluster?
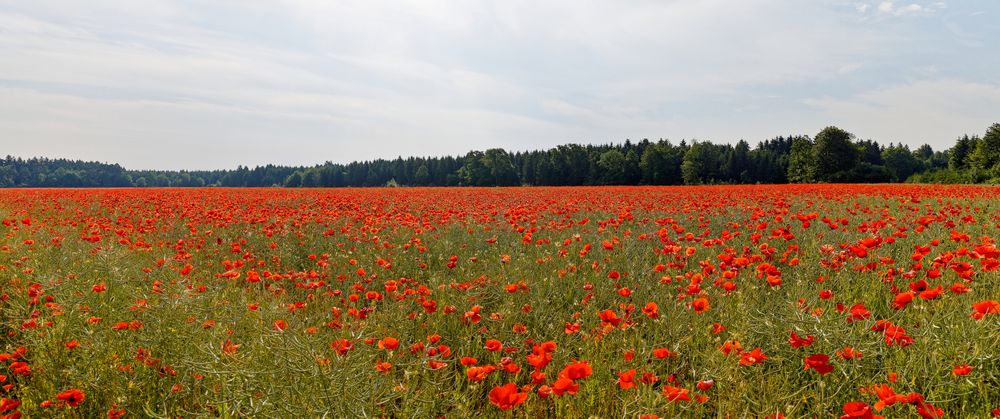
[0,185,998,416]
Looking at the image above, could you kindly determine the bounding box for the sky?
[1,0,999,170]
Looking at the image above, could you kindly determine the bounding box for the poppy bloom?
[0,398,21,413]
[788,331,814,348]
[641,302,659,319]
[739,348,767,366]
[662,385,691,402]
[953,364,973,376]
[892,292,915,310]
[530,370,546,385]
[331,339,353,356]
[691,298,710,314]
[551,377,579,396]
[221,339,240,357]
[56,388,85,407]
[915,402,943,418]
[840,401,882,419]
[466,365,496,382]
[488,383,528,410]
[972,300,1000,320]
[803,354,834,375]
[374,361,392,373]
[617,369,637,390]
[107,406,126,419]
[696,379,714,391]
[720,339,743,356]
[918,286,943,300]
[378,337,399,351]
[950,282,970,294]
[598,310,621,327]
[881,324,915,347]
[559,360,592,381]
[870,384,904,411]
[837,347,863,360]
[526,346,552,369]
[652,347,676,359]
[846,304,871,322]
[485,339,503,352]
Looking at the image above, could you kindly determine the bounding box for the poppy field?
[1,185,999,418]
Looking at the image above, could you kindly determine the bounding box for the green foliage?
[949,135,977,170]
[460,149,520,186]
[597,150,626,185]
[681,142,728,185]
[812,126,860,181]
[414,164,430,186]
[3,122,999,187]
[0,156,132,187]
[882,145,923,182]
[787,137,815,183]
[907,168,973,184]
[969,123,1000,180]
[723,140,752,182]
[639,141,685,185]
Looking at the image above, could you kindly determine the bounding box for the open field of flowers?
[1,185,999,418]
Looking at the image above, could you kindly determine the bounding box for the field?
[1,185,999,418]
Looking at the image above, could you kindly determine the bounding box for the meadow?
[1,185,998,418]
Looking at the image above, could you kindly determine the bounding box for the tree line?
[2,123,998,188]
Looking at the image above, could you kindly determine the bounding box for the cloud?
[0,0,997,169]
[866,0,944,16]
[803,80,1000,147]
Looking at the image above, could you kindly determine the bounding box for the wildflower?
[803,354,834,375]
[488,383,528,410]
[662,385,691,402]
[56,388,85,407]
[739,347,767,366]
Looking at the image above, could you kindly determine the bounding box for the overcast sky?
[1,0,999,170]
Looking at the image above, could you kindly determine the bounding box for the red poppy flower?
[739,348,767,366]
[972,300,1000,320]
[803,354,834,375]
[840,401,882,419]
[617,369,637,390]
[952,364,973,376]
[56,388,85,407]
[662,385,691,402]
[488,383,528,410]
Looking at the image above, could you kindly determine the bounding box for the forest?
[1,123,998,187]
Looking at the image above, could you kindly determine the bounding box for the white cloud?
[804,80,1000,148]
[0,0,995,168]
[867,0,944,16]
